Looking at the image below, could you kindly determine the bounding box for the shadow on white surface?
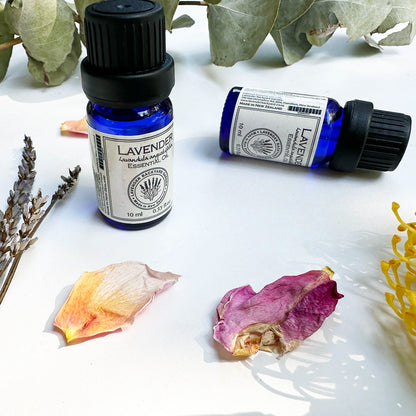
[188,413,275,416]
[44,284,73,348]
[195,229,416,415]
[245,32,382,70]
[303,230,416,412]
[301,35,381,61]
[172,29,382,70]
[200,314,373,414]
[188,134,383,185]
[198,291,345,411]
[0,46,84,103]
[1,70,83,103]
[374,302,416,387]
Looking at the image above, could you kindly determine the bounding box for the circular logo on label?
[242,128,282,160]
[128,168,169,210]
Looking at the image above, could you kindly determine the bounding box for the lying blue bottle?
[220,87,411,172]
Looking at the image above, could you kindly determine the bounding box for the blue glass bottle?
[220,87,411,172]
[86,100,173,230]
[81,0,175,230]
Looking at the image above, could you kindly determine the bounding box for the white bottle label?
[229,88,328,167]
[88,121,173,224]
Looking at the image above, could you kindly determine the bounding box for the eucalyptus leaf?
[274,0,316,30]
[376,0,416,46]
[295,0,393,41]
[74,0,99,20]
[171,14,195,30]
[364,34,382,50]
[66,2,77,12]
[303,11,338,47]
[207,0,279,66]
[4,0,77,73]
[157,0,179,31]
[74,0,101,44]
[270,0,316,64]
[27,29,81,86]
[271,22,312,65]
[0,4,14,82]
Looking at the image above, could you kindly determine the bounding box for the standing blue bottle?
[220,87,411,172]
[81,0,175,230]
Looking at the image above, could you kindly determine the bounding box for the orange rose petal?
[61,117,88,136]
[54,261,180,343]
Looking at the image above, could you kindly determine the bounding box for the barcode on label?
[95,134,104,170]
[288,105,322,115]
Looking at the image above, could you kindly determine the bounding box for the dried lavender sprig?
[51,165,82,203]
[0,135,37,278]
[0,136,36,270]
[4,135,36,217]
[19,190,49,240]
[0,165,81,305]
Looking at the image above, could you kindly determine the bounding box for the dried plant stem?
[178,1,208,5]
[0,253,22,305]
[0,36,22,51]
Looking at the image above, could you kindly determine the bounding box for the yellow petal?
[61,117,88,136]
[382,202,416,336]
[54,261,180,343]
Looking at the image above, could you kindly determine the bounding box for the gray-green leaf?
[4,0,77,73]
[171,14,195,30]
[271,23,312,65]
[74,0,99,20]
[295,0,393,41]
[157,0,180,31]
[274,0,316,30]
[74,0,101,44]
[0,4,14,82]
[271,0,316,64]
[376,0,416,46]
[207,0,280,66]
[27,29,81,86]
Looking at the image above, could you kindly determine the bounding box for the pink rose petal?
[213,267,343,357]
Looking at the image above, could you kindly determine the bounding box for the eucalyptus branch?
[0,0,415,85]
[0,36,22,51]
[0,136,81,306]
[73,14,82,25]
[178,1,208,5]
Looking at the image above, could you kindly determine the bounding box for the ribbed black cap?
[81,0,174,108]
[330,100,411,172]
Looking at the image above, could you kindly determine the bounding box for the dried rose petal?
[54,261,180,343]
[61,117,88,136]
[213,267,343,357]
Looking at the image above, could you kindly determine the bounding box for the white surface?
[1,7,416,416]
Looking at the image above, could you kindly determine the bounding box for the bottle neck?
[89,101,164,121]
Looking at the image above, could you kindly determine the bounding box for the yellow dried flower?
[381,202,416,335]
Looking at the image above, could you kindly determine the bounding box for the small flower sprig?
[0,136,81,305]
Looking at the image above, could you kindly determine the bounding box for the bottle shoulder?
[324,98,343,123]
[87,98,173,135]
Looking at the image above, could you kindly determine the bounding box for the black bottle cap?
[330,100,411,172]
[81,0,174,108]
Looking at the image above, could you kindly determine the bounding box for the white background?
[1,5,416,416]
